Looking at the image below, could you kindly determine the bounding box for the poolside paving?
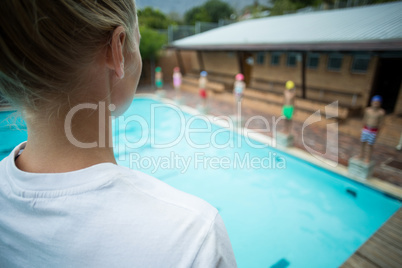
[137,85,402,188]
[341,208,402,268]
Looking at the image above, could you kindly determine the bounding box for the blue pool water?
[0,110,27,160]
[1,98,401,268]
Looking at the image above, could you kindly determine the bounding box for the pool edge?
[135,93,402,201]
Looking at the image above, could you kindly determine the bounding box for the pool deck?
[341,208,402,268]
[0,105,14,112]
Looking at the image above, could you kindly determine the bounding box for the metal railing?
[167,19,235,43]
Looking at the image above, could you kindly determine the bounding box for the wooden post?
[237,51,253,87]
[301,52,306,99]
[237,51,244,75]
[197,51,205,71]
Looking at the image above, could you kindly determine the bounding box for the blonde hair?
[0,0,137,111]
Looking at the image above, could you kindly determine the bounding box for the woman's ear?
[106,26,126,79]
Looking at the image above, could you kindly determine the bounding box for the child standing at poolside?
[358,95,385,163]
[199,71,208,111]
[0,1,236,267]
[282,80,296,135]
[233,73,245,103]
[155,66,163,90]
[173,66,182,100]
[233,73,245,120]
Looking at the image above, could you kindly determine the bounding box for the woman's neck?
[15,102,117,173]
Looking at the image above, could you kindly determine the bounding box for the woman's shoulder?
[110,165,218,221]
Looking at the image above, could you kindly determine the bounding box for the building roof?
[171,1,402,51]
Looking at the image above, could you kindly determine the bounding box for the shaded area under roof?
[170,1,402,51]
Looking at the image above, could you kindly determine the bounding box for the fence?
[167,19,234,44]
[296,0,384,14]
[156,0,382,43]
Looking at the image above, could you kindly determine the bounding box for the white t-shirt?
[0,143,237,267]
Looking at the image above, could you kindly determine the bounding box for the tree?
[167,11,182,24]
[184,6,211,25]
[268,0,399,16]
[184,0,234,25]
[204,0,234,23]
[242,0,271,19]
[138,26,167,85]
[137,8,170,85]
[139,26,167,61]
[369,0,399,3]
[138,7,170,30]
[269,0,321,15]
[137,8,169,60]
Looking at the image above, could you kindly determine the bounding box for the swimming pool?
[0,110,27,160]
[1,98,401,268]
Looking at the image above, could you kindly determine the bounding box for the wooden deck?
[341,208,402,268]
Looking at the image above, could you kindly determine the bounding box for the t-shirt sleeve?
[192,213,237,268]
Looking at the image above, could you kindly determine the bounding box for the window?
[227,52,235,58]
[271,53,280,66]
[351,55,370,73]
[246,56,254,65]
[256,52,265,65]
[307,53,320,69]
[327,53,343,71]
[287,53,297,67]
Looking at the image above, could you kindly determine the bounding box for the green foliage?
[269,0,299,15]
[370,0,399,3]
[137,7,170,61]
[204,0,234,23]
[268,0,399,15]
[139,26,167,60]
[242,1,270,18]
[184,0,234,25]
[184,6,211,25]
[138,7,173,29]
[167,11,182,24]
[269,0,321,15]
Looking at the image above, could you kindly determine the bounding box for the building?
[169,1,402,118]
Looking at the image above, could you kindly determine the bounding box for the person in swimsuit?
[233,73,245,102]
[172,67,182,100]
[282,80,296,135]
[233,73,245,119]
[358,95,385,163]
[155,66,163,90]
[199,71,208,110]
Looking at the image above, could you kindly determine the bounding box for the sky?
[136,0,261,16]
